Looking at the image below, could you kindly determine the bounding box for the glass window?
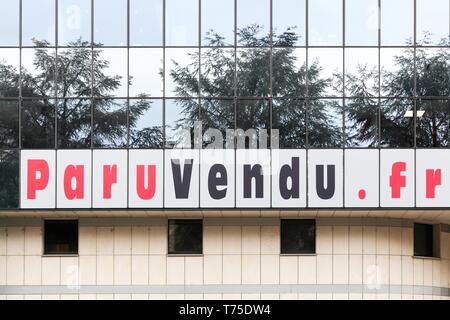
[308,48,343,97]
[129,99,163,148]
[308,99,343,148]
[93,49,128,97]
[202,0,234,46]
[93,99,127,148]
[200,48,235,97]
[44,220,78,255]
[309,0,343,46]
[237,0,270,45]
[165,99,199,148]
[413,223,436,258]
[0,0,19,46]
[416,99,449,148]
[273,0,306,46]
[417,0,450,45]
[129,49,163,98]
[21,48,56,98]
[94,0,127,46]
[345,98,379,148]
[280,219,316,254]
[272,48,306,97]
[345,49,379,97]
[56,47,92,98]
[381,48,414,97]
[130,0,163,46]
[0,49,20,97]
[58,0,91,46]
[166,0,199,46]
[0,100,19,148]
[22,0,55,46]
[57,99,91,148]
[21,99,56,148]
[237,48,270,97]
[201,99,234,148]
[380,99,414,147]
[236,99,270,148]
[168,219,203,255]
[345,0,378,45]
[273,99,306,148]
[0,151,19,209]
[165,48,199,97]
[381,0,413,46]
[416,48,450,98]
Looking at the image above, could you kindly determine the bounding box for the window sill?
[42,254,79,257]
[167,254,204,257]
[280,253,317,256]
[412,255,440,260]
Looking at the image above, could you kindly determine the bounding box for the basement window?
[44,220,78,255]
[168,219,203,255]
[413,223,440,258]
[281,219,316,254]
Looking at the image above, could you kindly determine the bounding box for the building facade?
[1,0,450,300]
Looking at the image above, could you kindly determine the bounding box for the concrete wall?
[0,217,449,300]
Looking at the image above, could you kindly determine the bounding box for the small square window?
[168,219,203,255]
[414,223,440,258]
[44,220,78,255]
[281,219,316,254]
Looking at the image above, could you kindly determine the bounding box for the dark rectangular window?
[281,219,316,254]
[44,220,78,255]
[168,219,203,255]
[413,223,440,258]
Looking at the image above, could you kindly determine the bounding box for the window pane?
[202,0,234,46]
[56,47,92,98]
[165,99,199,148]
[57,99,91,148]
[416,48,450,98]
[166,0,198,46]
[417,0,450,45]
[0,49,20,97]
[237,0,270,45]
[21,99,56,148]
[237,48,270,97]
[0,0,19,46]
[380,99,414,147]
[272,48,306,97]
[21,48,56,98]
[309,0,343,46]
[0,151,19,209]
[129,99,163,148]
[381,48,414,97]
[273,99,306,148]
[416,99,449,148]
[130,0,163,46]
[129,49,163,97]
[94,0,127,46]
[236,99,270,148]
[165,48,199,97]
[93,49,127,97]
[308,99,343,148]
[308,48,343,97]
[281,219,316,254]
[0,100,19,148]
[201,99,234,148]
[200,48,235,97]
[414,223,434,257]
[168,220,203,254]
[58,0,91,46]
[93,99,127,148]
[22,0,55,46]
[44,220,78,255]
[345,98,379,147]
[345,48,379,97]
[273,0,306,46]
[345,0,378,45]
[381,0,413,46]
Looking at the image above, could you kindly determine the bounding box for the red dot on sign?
[358,189,366,200]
